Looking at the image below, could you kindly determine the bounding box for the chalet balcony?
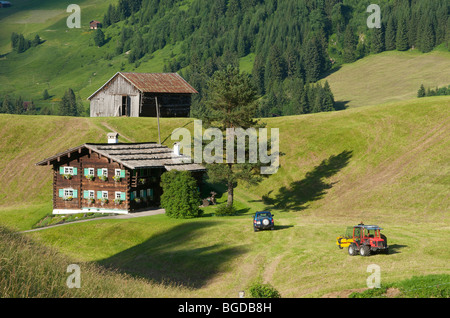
[131,176,159,187]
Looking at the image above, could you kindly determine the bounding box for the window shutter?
[59,189,64,197]
[84,190,89,199]
[97,191,102,199]
[97,169,102,176]
[84,168,89,176]
[73,190,78,198]
[73,168,77,175]
[120,192,126,200]
[59,167,64,174]
[120,170,126,178]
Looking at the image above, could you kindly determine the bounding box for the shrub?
[160,170,203,219]
[214,204,237,216]
[395,274,450,298]
[248,282,281,298]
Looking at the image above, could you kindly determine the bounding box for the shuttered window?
[97,168,108,177]
[59,188,77,198]
[84,168,94,176]
[84,190,95,199]
[59,166,77,175]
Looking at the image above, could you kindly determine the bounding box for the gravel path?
[20,209,165,233]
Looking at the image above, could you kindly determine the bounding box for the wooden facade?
[88,72,197,118]
[37,138,205,214]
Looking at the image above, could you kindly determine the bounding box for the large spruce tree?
[202,66,263,208]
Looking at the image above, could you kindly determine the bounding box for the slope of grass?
[324,50,450,108]
[0,97,448,297]
[0,226,189,297]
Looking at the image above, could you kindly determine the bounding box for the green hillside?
[0,96,448,297]
[0,0,448,298]
[324,50,450,108]
[1,0,448,116]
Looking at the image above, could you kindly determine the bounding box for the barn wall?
[89,75,141,117]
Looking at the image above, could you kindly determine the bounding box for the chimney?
[173,142,181,156]
[107,132,119,144]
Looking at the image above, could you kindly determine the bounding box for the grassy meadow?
[324,49,450,108]
[0,96,449,297]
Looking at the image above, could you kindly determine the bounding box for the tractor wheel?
[348,243,357,256]
[360,245,370,257]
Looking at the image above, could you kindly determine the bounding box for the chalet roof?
[87,72,198,100]
[36,142,205,172]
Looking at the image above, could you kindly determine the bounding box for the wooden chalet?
[90,20,101,29]
[88,72,198,118]
[36,133,205,215]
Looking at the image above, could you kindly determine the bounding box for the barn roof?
[36,142,205,172]
[87,72,198,100]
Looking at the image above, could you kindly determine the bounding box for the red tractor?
[345,223,389,256]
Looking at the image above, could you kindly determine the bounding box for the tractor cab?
[337,222,389,256]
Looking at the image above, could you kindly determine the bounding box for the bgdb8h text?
[223,302,272,313]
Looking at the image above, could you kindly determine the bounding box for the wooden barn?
[88,72,198,118]
[36,133,205,215]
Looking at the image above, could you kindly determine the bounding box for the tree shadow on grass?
[334,100,350,111]
[262,150,353,211]
[97,221,247,289]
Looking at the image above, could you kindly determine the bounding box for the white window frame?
[64,189,74,197]
[88,190,95,199]
[115,169,121,177]
[87,168,95,176]
[115,191,122,200]
[102,191,108,199]
[64,167,74,175]
[101,168,108,177]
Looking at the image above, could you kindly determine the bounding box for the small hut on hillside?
[87,72,198,118]
[89,20,102,29]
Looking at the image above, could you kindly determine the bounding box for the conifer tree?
[385,17,397,51]
[370,25,385,54]
[303,37,322,83]
[396,18,409,51]
[343,24,357,63]
[417,84,426,98]
[94,29,106,47]
[252,54,266,95]
[323,81,335,111]
[14,96,23,115]
[418,15,435,53]
[202,66,262,208]
[42,89,50,100]
[59,88,79,116]
[32,34,41,47]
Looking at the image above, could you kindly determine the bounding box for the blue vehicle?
[253,211,275,231]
